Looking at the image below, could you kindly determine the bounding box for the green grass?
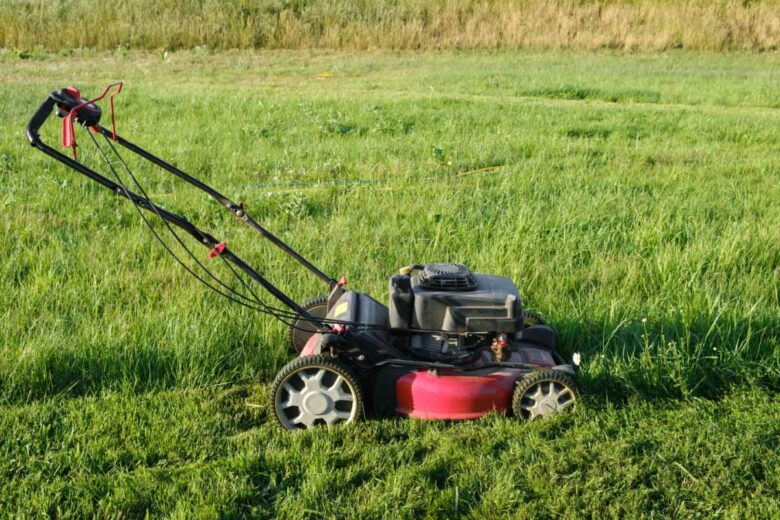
[1,49,779,517]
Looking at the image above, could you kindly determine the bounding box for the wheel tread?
[512,370,577,420]
[287,295,329,353]
[270,354,364,430]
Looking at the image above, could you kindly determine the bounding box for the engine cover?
[415,263,477,291]
[389,263,523,333]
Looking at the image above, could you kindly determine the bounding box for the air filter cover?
[415,263,477,291]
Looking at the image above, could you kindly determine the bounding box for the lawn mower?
[26,83,579,430]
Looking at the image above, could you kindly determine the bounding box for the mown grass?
[1,0,779,52]
[3,387,778,518]
[1,50,779,516]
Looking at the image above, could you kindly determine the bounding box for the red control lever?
[62,82,123,160]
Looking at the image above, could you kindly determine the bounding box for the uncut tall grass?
[1,0,778,52]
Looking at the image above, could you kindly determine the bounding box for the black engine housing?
[389,263,522,333]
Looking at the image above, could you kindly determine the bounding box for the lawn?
[1,49,778,517]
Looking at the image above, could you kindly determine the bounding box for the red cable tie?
[208,242,227,259]
[331,324,346,334]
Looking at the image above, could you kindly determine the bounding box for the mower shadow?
[549,311,779,405]
[4,310,776,409]
[208,305,780,441]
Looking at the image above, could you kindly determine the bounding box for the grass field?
[1,49,779,517]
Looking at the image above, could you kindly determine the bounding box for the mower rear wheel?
[520,310,545,328]
[288,295,329,354]
[512,371,577,420]
[271,355,364,430]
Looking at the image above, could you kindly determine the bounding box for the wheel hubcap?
[519,379,575,420]
[276,367,356,429]
[302,392,331,415]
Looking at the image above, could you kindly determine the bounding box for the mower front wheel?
[271,355,364,430]
[288,295,329,353]
[512,371,577,420]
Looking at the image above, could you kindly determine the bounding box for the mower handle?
[26,82,122,151]
[26,96,57,146]
[25,84,340,292]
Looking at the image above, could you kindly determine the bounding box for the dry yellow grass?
[1,0,779,53]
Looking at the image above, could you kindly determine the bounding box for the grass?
[1,0,779,52]
[0,49,779,517]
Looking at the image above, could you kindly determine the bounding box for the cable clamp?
[331,324,346,334]
[208,242,227,259]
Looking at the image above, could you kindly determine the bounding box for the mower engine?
[389,263,523,362]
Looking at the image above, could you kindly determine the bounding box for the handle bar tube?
[92,125,337,288]
[26,93,324,325]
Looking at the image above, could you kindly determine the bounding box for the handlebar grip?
[26,96,57,145]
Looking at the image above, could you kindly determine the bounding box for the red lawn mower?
[27,84,579,430]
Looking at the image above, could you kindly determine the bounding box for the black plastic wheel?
[288,295,329,354]
[520,310,545,328]
[270,355,364,430]
[512,371,577,420]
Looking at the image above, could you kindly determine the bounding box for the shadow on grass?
[2,312,777,407]
[553,312,780,405]
[0,331,284,405]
